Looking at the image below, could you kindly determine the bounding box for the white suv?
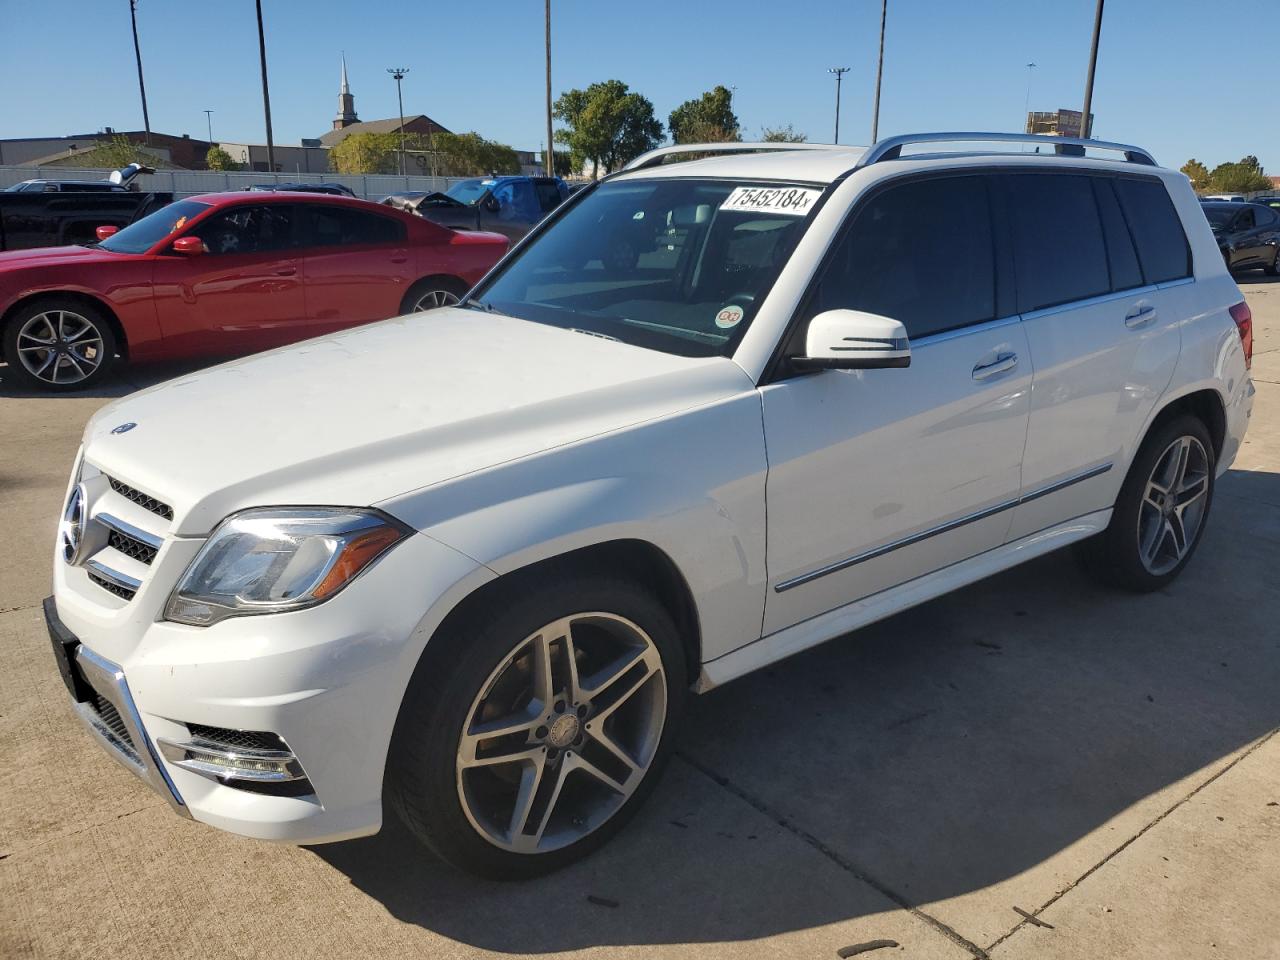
[47,133,1255,878]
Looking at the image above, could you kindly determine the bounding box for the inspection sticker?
[714,304,745,329]
[721,186,822,217]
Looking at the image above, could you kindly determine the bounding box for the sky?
[0,0,1263,172]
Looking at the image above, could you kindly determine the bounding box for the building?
[0,129,214,168]
[217,141,331,174]
[319,114,451,148]
[334,55,359,130]
[1025,109,1095,139]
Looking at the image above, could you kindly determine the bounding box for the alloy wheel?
[15,310,104,386]
[456,612,667,854]
[412,290,460,311]
[1137,435,1210,576]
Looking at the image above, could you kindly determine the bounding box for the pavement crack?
[675,750,992,960]
[984,726,1280,953]
[0,602,41,615]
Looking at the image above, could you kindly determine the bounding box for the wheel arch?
[400,274,470,313]
[1144,386,1227,462]
[0,289,129,362]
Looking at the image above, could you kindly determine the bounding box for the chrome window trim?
[911,314,1022,348]
[1020,284,1160,323]
[97,512,164,550]
[775,461,1113,592]
[1156,277,1194,290]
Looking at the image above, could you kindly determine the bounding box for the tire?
[1265,248,1280,277]
[2,297,118,392]
[399,276,469,314]
[1079,414,1215,591]
[386,573,687,879]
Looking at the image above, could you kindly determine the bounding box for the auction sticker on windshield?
[721,186,822,217]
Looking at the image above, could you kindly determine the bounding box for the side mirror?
[482,195,501,214]
[792,309,911,370]
[171,236,206,256]
[95,225,119,241]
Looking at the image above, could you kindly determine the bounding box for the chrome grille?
[92,694,136,752]
[88,573,137,601]
[107,528,158,565]
[185,724,288,753]
[106,476,174,521]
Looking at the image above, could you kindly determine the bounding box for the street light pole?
[828,67,850,144]
[254,0,275,171]
[545,0,554,177]
[128,0,152,146]
[1023,62,1036,131]
[387,68,409,178]
[871,0,887,143]
[204,109,214,144]
[1080,0,1104,139]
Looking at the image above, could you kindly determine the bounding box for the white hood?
[83,310,754,535]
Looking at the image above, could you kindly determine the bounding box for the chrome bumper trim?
[73,644,190,818]
[157,736,309,785]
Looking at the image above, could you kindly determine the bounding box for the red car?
[0,192,508,390]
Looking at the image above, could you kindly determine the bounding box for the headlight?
[164,508,409,627]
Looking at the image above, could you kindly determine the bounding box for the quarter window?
[809,176,996,339]
[1112,178,1191,283]
[301,206,405,247]
[1006,174,1110,312]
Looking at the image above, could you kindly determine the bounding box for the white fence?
[0,165,467,200]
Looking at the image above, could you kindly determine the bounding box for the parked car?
[0,164,171,252]
[3,162,154,194]
[248,182,358,198]
[1249,195,1280,210]
[383,175,568,241]
[1202,193,1247,202]
[0,192,506,389]
[45,134,1252,879]
[1201,200,1280,274]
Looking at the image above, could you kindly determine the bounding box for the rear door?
[296,203,412,335]
[760,173,1032,634]
[151,202,306,355]
[1004,172,1185,540]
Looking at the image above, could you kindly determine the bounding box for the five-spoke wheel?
[1137,435,1210,576]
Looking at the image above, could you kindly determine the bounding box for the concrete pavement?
[2,282,1278,960]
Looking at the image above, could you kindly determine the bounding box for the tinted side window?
[1007,174,1110,312]
[194,204,293,254]
[302,206,405,246]
[1253,205,1278,226]
[1113,178,1191,283]
[810,176,996,339]
[534,180,563,213]
[1093,179,1143,291]
[1235,208,1256,230]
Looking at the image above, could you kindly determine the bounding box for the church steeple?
[334,54,359,130]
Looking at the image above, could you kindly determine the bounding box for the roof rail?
[857,132,1157,168]
[623,141,853,172]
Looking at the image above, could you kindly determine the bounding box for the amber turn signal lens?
[311,525,406,600]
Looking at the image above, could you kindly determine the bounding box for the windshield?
[97,199,212,254]
[1202,206,1238,229]
[473,178,822,357]
[446,178,496,205]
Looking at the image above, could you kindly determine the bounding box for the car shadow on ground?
[313,467,1280,952]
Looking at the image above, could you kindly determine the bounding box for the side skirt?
[695,508,1112,692]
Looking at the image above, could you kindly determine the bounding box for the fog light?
[157,729,309,785]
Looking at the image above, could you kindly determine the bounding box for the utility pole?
[387,68,410,177]
[255,0,275,171]
[203,109,214,144]
[828,67,850,144]
[871,0,887,143]
[1023,62,1036,131]
[545,0,554,177]
[1080,0,1104,139]
[128,0,151,146]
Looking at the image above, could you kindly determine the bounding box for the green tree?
[1207,157,1271,193]
[57,134,147,168]
[422,132,520,177]
[762,124,808,143]
[204,145,238,171]
[668,85,740,144]
[1180,158,1209,190]
[554,80,663,178]
[329,132,401,174]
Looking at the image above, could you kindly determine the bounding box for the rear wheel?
[387,574,685,879]
[400,277,468,314]
[1080,414,1215,591]
[1265,248,1280,276]
[2,298,117,391]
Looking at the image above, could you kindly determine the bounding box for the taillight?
[1230,301,1253,370]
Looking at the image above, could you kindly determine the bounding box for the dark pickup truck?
[0,164,173,251]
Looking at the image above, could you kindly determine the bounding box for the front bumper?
[48,528,492,844]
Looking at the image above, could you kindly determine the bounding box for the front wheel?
[387,574,686,879]
[400,276,468,314]
[1265,248,1280,277]
[3,298,117,391]
[1080,414,1215,591]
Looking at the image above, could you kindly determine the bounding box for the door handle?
[972,353,1017,380]
[274,267,297,276]
[1125,303,1157,328]
[390,256,408,264]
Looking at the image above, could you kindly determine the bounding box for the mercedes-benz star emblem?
[60,483,87,565]
[111,422,137,435]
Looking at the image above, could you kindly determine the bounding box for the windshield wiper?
[463,298,509,317]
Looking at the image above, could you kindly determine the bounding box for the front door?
[761,173,1032,634]
[151,202,306,356]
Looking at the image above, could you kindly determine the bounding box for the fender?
[378,389,771,664]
